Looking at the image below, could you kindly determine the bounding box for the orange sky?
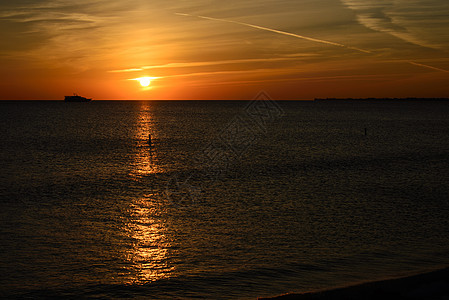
[1,0,448,100]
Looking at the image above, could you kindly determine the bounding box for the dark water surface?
[1,100,449,299]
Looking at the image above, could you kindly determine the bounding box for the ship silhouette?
[64,93,92,102]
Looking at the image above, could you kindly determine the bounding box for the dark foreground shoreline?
[259,267,449,300]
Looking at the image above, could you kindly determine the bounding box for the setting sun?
[138,77,152,87]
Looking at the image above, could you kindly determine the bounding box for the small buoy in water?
[148,134,152,146]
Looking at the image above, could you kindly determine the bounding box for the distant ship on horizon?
[64,94,92,102]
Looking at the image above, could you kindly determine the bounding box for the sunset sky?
[1,0,448,100]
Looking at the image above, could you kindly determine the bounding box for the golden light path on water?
[125,102,175,284]
[130,102,162,178]
[125,198,175,283]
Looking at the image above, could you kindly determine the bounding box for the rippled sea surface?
[1,100,449,299]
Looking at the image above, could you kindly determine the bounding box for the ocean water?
[1,100,449,299]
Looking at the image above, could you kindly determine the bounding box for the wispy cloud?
[111,68,144,73]
[185,73,410,88]
[110,54,318,73]
[340,0,449,49]
[0,0,170,72]
[174,11,449,76]
[0,1,111,28]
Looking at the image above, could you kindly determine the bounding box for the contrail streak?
[409,62,449,73]
[176,13,371,54]
[176,13,449,74]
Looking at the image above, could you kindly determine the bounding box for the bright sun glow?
[139,77,152,87]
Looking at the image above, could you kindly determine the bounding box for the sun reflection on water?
[125,196,175,283]
[130,102,162,178]
[124,102,175,284]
